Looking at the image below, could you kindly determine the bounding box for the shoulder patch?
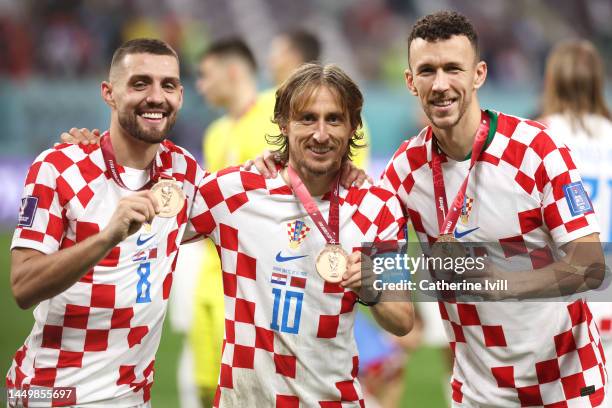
[18,196,38,227]
[563,181,593,216]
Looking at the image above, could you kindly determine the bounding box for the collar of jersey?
[462,109,498,161]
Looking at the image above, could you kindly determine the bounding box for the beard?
[427,94,470,130]
[118,105,178,144]
[289,141,347,177]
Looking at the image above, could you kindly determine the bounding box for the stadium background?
[0,0,610,406]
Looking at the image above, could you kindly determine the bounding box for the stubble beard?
[427,95,470,131]
[118,109,178,144]
[289,143,346,179]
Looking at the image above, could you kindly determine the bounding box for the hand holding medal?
[286,166,349,283]
[100,132,186,224]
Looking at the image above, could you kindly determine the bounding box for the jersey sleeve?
[379,140,413,207]
[373,191,407,248]
[12,151,67,254]
[535,132,599,244]
[183,164,216,244]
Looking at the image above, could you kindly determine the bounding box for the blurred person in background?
[181,37,280,408]
[539,39,612,408]
[262,29,370,169]
[267,29,322,89]
[354,311,423,408]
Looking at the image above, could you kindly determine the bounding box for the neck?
[228,80,257,119]
[109,119,159,169]
[433,104,482,161]
[283,162,338,196]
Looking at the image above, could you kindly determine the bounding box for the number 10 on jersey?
[270,288,304,334]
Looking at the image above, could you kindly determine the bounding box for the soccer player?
[380,11,607,406]
[7,38,213,407]
[190,37,281,407]
[201,62,412,406]
[57,63,414,406]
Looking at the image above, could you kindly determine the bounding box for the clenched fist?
[101,191,160,245]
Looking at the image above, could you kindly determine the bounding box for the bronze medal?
[432,233,465,259]
[151,179,185,218]
[430,233,465,281]
[315,244,349,283]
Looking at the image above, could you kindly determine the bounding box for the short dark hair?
[110,38,179,75]
[266,63,365,163]
[408,11,479,61]
[200,38,257,72]
[283,29,321,63]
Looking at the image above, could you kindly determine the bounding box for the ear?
[101,81,115,108]
[473,60,487,90]
[228,62,240,81]
[178,85,184,110]
[404,68,418,96]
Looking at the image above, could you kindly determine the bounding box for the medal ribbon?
[287,165,341,245]
[431,111,490,236]
[100,131,163,191]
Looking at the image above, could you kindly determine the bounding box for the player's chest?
[228,200,363,297]
[408,162,542,241]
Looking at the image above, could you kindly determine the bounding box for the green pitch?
[0,232,448,407]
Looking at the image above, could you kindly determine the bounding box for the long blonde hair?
[541,39,610,135]
[266,63,365,163]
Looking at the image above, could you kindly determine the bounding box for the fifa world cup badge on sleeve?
[18,196,38,227]
[563,181,593,216]
[151,179,185,218]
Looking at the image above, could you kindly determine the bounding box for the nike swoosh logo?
[454,227,479,239]
[136,234,156,246]
[275,252,308,263]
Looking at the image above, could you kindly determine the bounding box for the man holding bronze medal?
[6,38,218,407]
[378,11,608,407]
[189,63,413,407]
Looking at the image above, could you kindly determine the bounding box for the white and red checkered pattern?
[380,111,607,406]
[186,166,405,407]
[7,140,208,407]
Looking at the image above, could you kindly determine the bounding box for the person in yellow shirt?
[190,38,279,407]
[262,29,370,168]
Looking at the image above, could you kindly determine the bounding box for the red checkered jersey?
[186,166,405,407]
[8,140,207,407]
[380,111,607,407]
